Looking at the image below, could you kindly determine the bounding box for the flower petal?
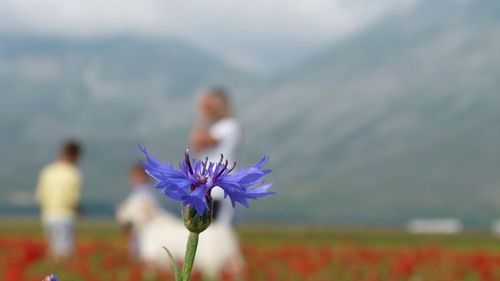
[181,187,208,215]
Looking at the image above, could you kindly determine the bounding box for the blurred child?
[189,87,242,225]
[119,163,158,259]
[35,139,82,259]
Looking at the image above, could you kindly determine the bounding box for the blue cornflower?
[139,146,274,216]
[43,274,58,281]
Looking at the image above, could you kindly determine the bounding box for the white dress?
[200,117,242,225]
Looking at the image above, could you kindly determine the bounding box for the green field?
[3,218,500,281]
[2,218,500,247]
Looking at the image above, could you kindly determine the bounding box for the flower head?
[139,145,274,216]
[43,274,58,281]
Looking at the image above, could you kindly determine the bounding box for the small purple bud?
[43,274,58,281]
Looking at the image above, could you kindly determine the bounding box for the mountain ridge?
[1,0,500,225]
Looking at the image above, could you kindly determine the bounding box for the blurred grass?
[2,217,500,249]
[4,218,500,281]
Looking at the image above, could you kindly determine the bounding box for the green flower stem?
[181,232,199,281]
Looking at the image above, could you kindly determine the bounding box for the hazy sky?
[0,0,417,72]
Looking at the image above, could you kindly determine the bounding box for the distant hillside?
[1,0,500,226]
[241,0,500,225]
[0,34,255,211]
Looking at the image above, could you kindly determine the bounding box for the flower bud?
[182,200,213,234]
[43,274,58,281]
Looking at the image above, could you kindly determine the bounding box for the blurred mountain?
[1,0,500,225]
[242,0,500,225]
[0,34,256,213]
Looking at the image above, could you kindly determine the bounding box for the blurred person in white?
[189,87,242,225]
[35,139,82,259]
[118,163,158,259]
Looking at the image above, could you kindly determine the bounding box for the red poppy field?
[2,219,500,281]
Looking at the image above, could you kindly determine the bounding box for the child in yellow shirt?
[35,139,82,259]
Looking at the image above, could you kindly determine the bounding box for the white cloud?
[0,0,418,72]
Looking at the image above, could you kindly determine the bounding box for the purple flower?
[43,274,58,281]
[139,146,274,216]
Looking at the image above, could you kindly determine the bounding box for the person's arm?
[70,171,82,214]
[189,126,219,153]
